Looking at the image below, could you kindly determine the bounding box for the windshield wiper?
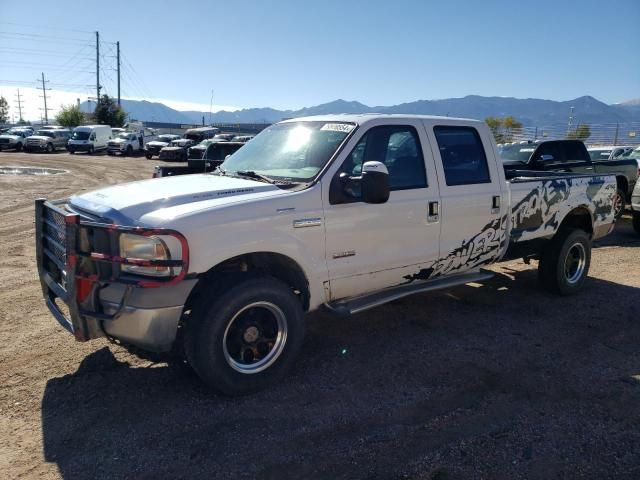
[235,170,285,184]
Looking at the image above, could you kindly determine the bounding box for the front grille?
[42,205,68,288]
[27,138,43,145]
[0,138,10,144]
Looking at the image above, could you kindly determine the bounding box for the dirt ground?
[0,150,639,480]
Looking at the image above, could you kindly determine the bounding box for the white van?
[67,125,113,154]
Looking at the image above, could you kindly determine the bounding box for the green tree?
[567,124,591,141]
[485,116,524,143]
[485,116,504,143]
[94,94,127,127]
[55,104,85,128]
[0,96,9,123]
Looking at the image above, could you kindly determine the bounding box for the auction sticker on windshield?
[320,123,355,133]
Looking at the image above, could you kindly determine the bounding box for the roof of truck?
[282,113,479,125]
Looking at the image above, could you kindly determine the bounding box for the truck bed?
[506,169,616,243]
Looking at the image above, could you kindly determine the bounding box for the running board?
[324,270,494,317]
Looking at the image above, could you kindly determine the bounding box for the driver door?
[322,121,441,301]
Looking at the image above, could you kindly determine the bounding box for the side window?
[340,125,427,191]
[563,142,587,161]
[433,126,491,185]
[536,142,563,162]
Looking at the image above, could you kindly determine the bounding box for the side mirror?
[361,161,390,204]
[539,154,554,162]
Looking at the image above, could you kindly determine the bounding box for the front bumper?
[35,199,193,352]
[25,143,48,152]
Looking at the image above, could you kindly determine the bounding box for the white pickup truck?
[35,114,616,395]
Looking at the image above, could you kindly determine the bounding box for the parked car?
[67,125,112,154]
[35,114,617,395]
[184,127,219,144]
[622,146,640,171]
[632,177,640,233]
[587,145,635,161]
[24,128,71,153]
[145,134,181,159]
[158,138,196,161]
[0,127,34,151]
[187,139,222,160]
[501,140,638,219]
[107,132,144,156]
[156,141,246,177]
[212,133,235,142]
[231,135,254,143]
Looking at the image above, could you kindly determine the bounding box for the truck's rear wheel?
[538,228,591,295]
[633,212,640,234]
[125,145,133,156]
[185,275,304,395]
[46,143,54,153]
[145,152,152,159]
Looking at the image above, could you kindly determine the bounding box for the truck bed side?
[507,170,616,244]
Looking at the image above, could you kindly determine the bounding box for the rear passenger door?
[426,124,507,277]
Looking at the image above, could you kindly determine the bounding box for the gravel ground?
[1,150,639,479]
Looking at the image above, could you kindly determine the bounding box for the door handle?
[584,166,594,170]
[491,195,501,214]
[427,201,439,223]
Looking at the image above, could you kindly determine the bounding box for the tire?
[185,275,305,396]
[613,188,625,220]
[15,143,22,152]
[538,228,591,295]
[145,153,152,160]
[46,143,54,153]
[88,146,94,155]
[69,150,75,154]
[633,211,640,235]
[125,145,133,157]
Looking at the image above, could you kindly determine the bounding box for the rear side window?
[563,142,588,161]
[433,126,491,186]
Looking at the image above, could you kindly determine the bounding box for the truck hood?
[0,134,21,141]
[146,140,169,147]
[27,136,51,141]
[69,174,287,225]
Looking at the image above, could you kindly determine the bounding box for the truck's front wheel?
[185,276,305,395]
[538,228,591,295]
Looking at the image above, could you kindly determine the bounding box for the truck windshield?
[35,130,54,137]
[117,133,131,140]
[220,121,355,181]
[499,144,536,163]
[157,135,175,143]
[72,131,91,140]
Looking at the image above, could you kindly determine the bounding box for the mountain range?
[82,95,640,126]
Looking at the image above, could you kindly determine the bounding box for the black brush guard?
[35,199,190,341]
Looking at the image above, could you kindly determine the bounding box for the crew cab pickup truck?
[501,140,638,219]
[35,115,617,395]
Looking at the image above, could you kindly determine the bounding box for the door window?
[339,125,427,194]
[433,126,491,185]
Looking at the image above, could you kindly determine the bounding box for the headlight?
[119,233,171,277]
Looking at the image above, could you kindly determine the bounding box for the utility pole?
[40,72,51,124]
[96,31,101,104]
[116,41,121,106]
[14,88,24,122]
[566,106,575,137]
[613,123,620,146]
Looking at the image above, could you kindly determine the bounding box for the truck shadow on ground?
[41,268,640,480]
[594,214,639,248]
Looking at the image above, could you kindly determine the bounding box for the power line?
[0,21,95,34]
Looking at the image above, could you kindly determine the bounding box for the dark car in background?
[158,138,196,161]
[500,139,638,219]
[153,141,246,177]
[145,134,181,159]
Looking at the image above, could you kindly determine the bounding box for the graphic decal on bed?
[510,176,614,242]
[403,215,507,283]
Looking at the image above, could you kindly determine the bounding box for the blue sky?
[0,0,638,119]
